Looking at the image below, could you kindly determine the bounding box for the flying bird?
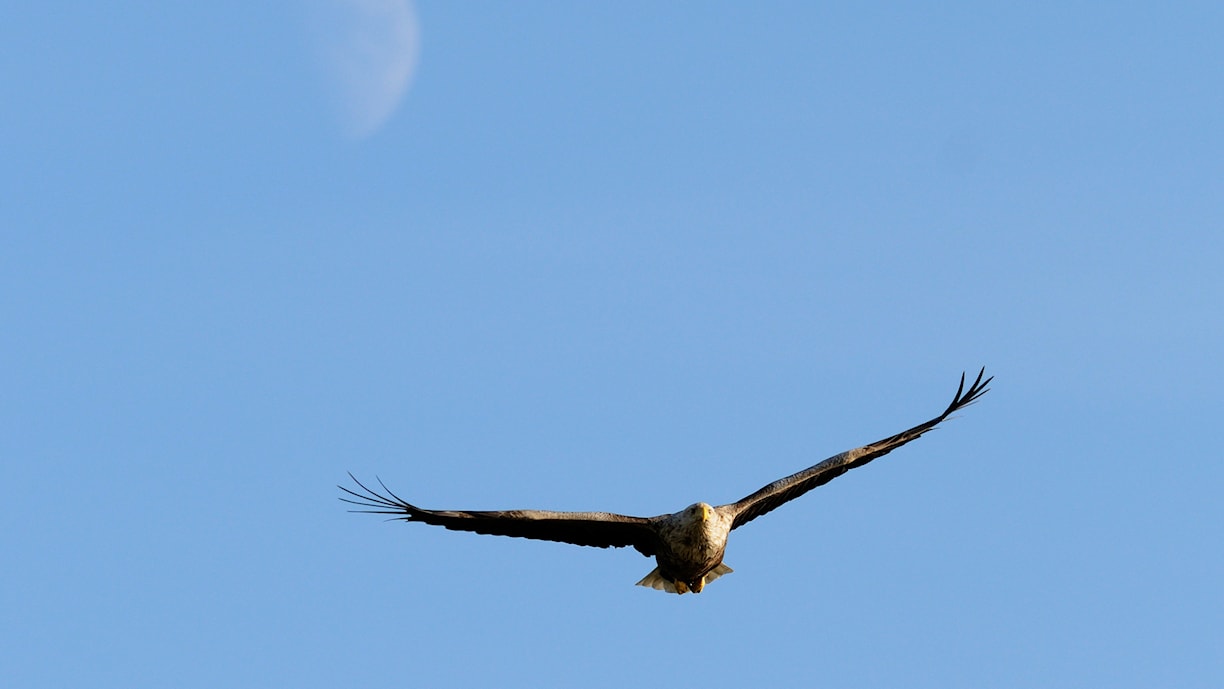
[341,368,991,594]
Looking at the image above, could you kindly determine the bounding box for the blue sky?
[3,2,1221,687]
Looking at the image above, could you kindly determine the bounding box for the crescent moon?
[311,0,421,139]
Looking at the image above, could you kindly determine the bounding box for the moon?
[309,0,420,139]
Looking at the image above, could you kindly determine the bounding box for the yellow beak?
[701,504,710,521]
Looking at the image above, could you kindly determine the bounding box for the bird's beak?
[701,504,710,522]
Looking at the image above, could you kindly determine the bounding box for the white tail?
[635,563,734,594]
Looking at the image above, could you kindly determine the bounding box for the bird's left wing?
[340,474,662,556]
[723,368,991,530]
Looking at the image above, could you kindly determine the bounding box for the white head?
[682,502,713,526]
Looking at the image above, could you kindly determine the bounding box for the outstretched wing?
[340,474,662,556]
[723,368,991,530]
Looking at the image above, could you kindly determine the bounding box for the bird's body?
[637,503,734,593]
[341,369,991,594]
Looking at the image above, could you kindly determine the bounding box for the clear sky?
[3,2,1221,687]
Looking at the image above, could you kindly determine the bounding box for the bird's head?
[684,502,713,524]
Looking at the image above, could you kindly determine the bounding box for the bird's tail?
[635,563,734,594]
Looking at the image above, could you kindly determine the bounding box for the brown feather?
[340,474,662,556]
[724,368,991,529]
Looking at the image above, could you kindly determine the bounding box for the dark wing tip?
[942,366,992,417]
[338,473,417,519]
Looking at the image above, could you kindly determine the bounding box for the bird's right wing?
[340,475,662,556]
[724,368,991,530]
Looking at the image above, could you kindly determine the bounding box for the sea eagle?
[341,368,990,594]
